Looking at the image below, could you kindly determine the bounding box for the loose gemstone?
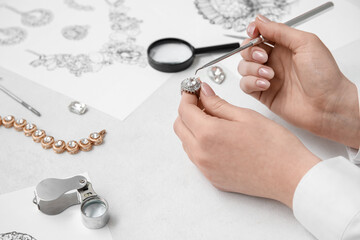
[68,101,87,115]
[34,130,43,137]
[54,140,63,147]
[91,132,99,139]
[68,141,77,148]
[43,136,52,143]
[208,66,226,84]
[16,119,25,124]
[80,138,89,145]
[25,123,34,130]
[4,115,13,121]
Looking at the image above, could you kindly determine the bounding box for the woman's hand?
[238,15,360,148]
[174,83,320,208]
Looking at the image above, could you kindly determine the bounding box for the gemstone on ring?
[181,77,201,95]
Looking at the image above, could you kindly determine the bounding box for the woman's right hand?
[238,15,360,148]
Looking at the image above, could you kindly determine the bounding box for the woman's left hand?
[174,82,320,208]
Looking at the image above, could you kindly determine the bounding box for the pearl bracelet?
[0,115,106,154]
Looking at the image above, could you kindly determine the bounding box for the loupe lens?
[81,197,109,229]
[149,42,193,64]
[147,38,195,73]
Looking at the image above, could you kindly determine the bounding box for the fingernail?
[201,82,215,97]
[257,14,270,23]
[256,79,270,89]
[258,67,273,78]
[252,51,268,62]
[247,23,255,36]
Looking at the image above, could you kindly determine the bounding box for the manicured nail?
[252,51,268,62]
[201,82,215,97]
[258,67,273,78]
[247,23,255,36]
[256,79,270,89]
[257,14,270,23]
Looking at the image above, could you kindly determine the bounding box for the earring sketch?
[0,4,53,27]
[62,25,89,40]
[64,0,95,11]
[0,27,27,46]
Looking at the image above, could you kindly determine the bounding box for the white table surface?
[1,2,360,238]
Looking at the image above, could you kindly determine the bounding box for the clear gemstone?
[91,132,99,139]
[81,138,89,144]
[43,136,52,143]
[68,141,77,148]
[4,115,13,121]
[54,140,63,147]
[208,66,225,84]
[34,130,43,137]
[25,123,33,130]
[16,118,24,124]
[68,101,87,115]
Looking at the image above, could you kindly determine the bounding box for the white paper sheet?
[0,173,113,240]
[0,0,359,121]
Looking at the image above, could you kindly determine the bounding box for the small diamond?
[4,115,13,121]
[68,101,87,115]
[16,119,25,124]
[43,136,52,143]
[90,132,99,139]
[54,140,63,147]
[34,130,43,137]
[25,123,34,130]
[68,141,77,148]
[80,138,89,144]
[208,66,225,84]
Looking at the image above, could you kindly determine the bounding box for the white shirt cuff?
[347,147,360,164]
[293,157,360,240]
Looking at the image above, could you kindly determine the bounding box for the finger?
[173,116,196,143]
[246,22,259,39]
[255,15,309,52]
[178,92,211,137]
[173,117,199,167]
[200,82,244,121]
[238,60,275,80]
[240,44,270,64]
[240,76,270,95]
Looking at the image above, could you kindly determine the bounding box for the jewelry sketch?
[0,231,37,240]
[0,4,53,27]
[62,25,89,40]
[64,0,95,11]
[28,0,146,77]
[0,27,27,46]
[194,0,296,32]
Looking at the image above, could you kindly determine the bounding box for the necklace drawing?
[64,0,95,11]
[0,4,53,27]
[28,0,146,77]
[194,0,296,32]
[0,231,37,240]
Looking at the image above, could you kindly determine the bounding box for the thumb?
[255,15,308,51]
[200,82,243,121]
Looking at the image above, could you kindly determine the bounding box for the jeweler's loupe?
[33,175,110,229]
[147,38,240,73]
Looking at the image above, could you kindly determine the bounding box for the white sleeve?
[346,83,360,164]
[293,157,360,240]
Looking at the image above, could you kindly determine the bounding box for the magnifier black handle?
[194,42,240,55]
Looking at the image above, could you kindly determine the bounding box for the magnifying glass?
[147,38,240,73]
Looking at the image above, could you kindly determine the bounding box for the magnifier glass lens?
[82,199,107,218]
[149,42,193,64]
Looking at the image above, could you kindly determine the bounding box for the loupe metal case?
[33,175,110,229]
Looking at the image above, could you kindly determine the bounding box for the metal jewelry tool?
[0,80,41,117]
[33,175,110,229]
[195,1,335,75]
